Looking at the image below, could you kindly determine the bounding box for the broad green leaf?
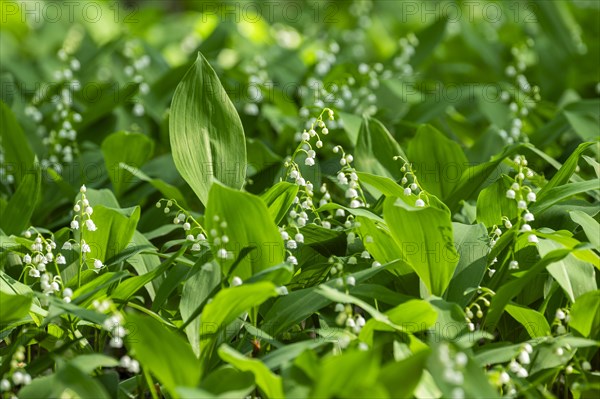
[359,299,438,345]
[505,303,552,338]
[205,182,284,280]
[0,163,40,235]
[199,282,279,368]
[476,175,518,227]
[355,216,408,272]
[486,249,572,330]
[125,231,163,299]
[0,100,34,185]
[383,195,459,296]
[569,290,600,338]
[537,142,595,198]
[570,210,600,249]
[181,261,220,356]
[0,271,46,323]
[169,52,246,205]
[20,363,110,399]
[0,291,32,324]
[355,116,405,179]
[356,171,405,198]
[260,181,298,224]
[445,223,489,307]
[218,345,284,399]
[337,111,362,145]
[263,266,390,335]
[538,238,596,302]
[69,354,119,374]
[84,204,140,264]
[311,349,382,398]
[245,262,293,286]
[111,255,170,302]
[198,366,254,397]
[445,144,524,213]
[378,350,430,398]
[126,313,201,397]
[407,124,468,200]
[530,179,600,214]
[101,131,154,196]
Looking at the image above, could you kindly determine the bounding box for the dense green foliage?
[1,1,599,398]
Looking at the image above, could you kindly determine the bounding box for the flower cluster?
[507,343,534,379]
[487,155,539,276]
[504,155,538,244]
[553,307,570,335]
[393,33,419,76]
[70,185,104,278]
[334,303,366,335]
[0,346,32,393]
[94,299,128,348]
[208,215,232,261]
[122,41,151,118]
[26,48,83,171]
[394,156,429,207]
[498,40,540,145]
[464,287,494,332]
[334,146,368,209]
[20,229,72,302]
[284,108,334,228]
[158,199,209,252]
[438,343,469,399]
[0,141,14,186]
[241,55,268,116]
[119,356,140,374]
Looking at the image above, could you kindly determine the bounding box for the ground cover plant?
[0,0,599,398]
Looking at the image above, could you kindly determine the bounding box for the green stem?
[143,368,159,399]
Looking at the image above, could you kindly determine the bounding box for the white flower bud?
[518,350,530,365]
[287,255,298,265]
[231,276,243,287]
[527,234,538,243]
[85,219,97,231]
[217,248,229,259]
[0,379,10,391]
[523,212,534,222]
